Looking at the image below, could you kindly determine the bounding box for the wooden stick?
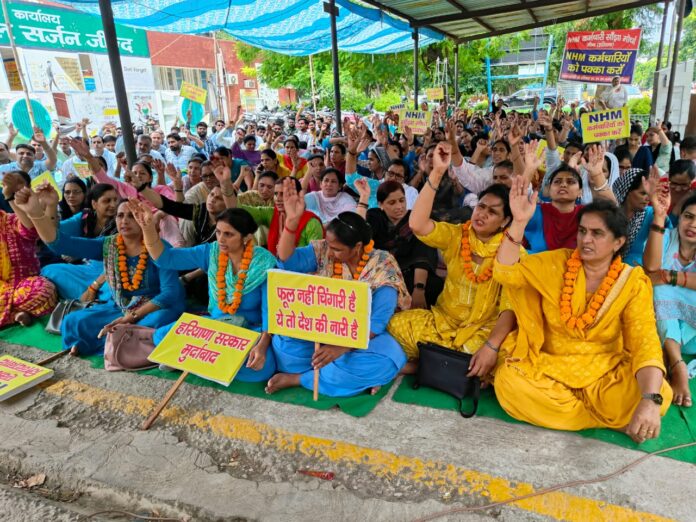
[141,371,189,430]
[313,342,320,401]
[36,349,71,366]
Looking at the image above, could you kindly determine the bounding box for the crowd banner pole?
[0,0,35,128]
[309,54,318,116]
[664,0,686,123]
[651,1,671,121]
[142,371,189,430]
[324,0,342,134]
[313,342,320,401]
[413,28,419,110]
[454,44,459,107]
[97,0,137,166]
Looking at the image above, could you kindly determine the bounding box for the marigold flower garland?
[460,221,494,283]
[117,234,148,291]
[333,240,374,280]
[217,241,254,315]
[559,249,623,330]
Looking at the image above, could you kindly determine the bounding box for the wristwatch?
[414,283,426,290]
[641,393,663,406]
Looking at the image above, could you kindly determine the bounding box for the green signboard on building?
[0,2,149,57]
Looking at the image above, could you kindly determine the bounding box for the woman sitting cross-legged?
[493,177,672,444]
[16,187,185,356]
[643,190,696,408]
[387,142,519,377]
[128,199,278,382]
[265,178,410,397]
[0,173,56,328]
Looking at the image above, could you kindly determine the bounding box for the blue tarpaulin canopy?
[55,0,443,55]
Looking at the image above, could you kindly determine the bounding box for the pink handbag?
[104,324,158,371]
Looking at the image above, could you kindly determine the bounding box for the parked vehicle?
[502,87,558,107]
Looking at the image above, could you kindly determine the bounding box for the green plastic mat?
[393,373,696,463]
[0,319,392,418]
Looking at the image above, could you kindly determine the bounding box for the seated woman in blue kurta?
[265,179,410,397]
[128,200,277,382]
[41,183,118,301]
[612,167,662,266]
[19,194,185,356]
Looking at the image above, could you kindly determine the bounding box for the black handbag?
[413,342,481,418]
[45,299,95,335]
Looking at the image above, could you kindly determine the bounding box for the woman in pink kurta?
[0,211,56,327]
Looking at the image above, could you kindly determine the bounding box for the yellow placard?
[147,313,259,386]
[179,81,207,105]
[103,107,119,117]
[396,110,433,136]
[31,171,62,201]
[580,107,630,144]
[267,270,372,349]
[0,356,53,401]
[72,160,92,179]
[426,87,444,100]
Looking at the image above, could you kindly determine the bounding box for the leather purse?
[104,324,158,372]
[413,341,481,418]
[45,299,95,335]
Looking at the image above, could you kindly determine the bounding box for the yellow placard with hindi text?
[147,313,260,386]
[267,270,372,349]
[72,160,92,180]
[425,87,444,100]
[0,356,53,401]
[396,110,433,135]
[580,107,630,144]
[179,81,207,105]
[31,171,62,201]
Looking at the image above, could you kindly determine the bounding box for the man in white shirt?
[91,135,116,175]
[599,76,628,109]
[136,134,164,162]
[164,133,196,171]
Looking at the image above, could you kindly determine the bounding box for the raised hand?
[69,137,90,158]
[431,141,452,176]
[281,177,305,224]
[507,124,524,147]
[353,177,371,200]
[649,166,670,219]
[567,150,582,170]
[127,198,155,231]
[13,186,44,217]
[509,175,538,225]
[523,140,542,179]
[213,164,232,186]
[581,144,606,179]
[403,125,414,146]
[7,122,17,138]
[35,181,59,210]
[32,126,47,144]
[165,162,181,183]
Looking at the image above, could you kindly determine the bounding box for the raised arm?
[497,176,538,266]
[33,127,57,171]
[446,120,464,167]
[643,172,669,272]
[506,124,526,176]
[409,141,451,236]
[353,177,371,219]
[582,144,616,203]
[129,198,164,260]
[12,186,56,241]
[345,125,360,174]
[277,177,306,261]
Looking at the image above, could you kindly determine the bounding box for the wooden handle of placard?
[313,342,320,401]
[141,371,189,430]
[36,349,71,366]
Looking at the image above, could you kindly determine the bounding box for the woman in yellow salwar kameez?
[388,142,518,377]
[493,177,672,444]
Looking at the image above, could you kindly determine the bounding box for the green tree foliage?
[627,96,652,114]
[633,58,657,90]
[678,12,696,64]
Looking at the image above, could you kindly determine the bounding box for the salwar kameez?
[271,242,409,397]
[0,212,56,327]
[152,242,277,382]
[492,249,672,431]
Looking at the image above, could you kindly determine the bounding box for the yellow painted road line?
[42,379,673,522]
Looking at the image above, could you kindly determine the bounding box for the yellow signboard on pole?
[580,107,631,143]
[179,81,208,105]
[396,110,433,135]
[147,313,260,386]
[0,356,53,401]
[426,87,444,100]
[267,270,372,349]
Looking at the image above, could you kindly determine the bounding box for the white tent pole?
[309,54,318,115]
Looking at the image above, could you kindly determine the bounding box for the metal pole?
[651,1,670,122]
[444,57,449,106]
[98,0,136,166]
[413,28,419,110]
[665,2,678,72]
[324,1,341,134]
[486,57,493,112]
[540,34,554,107]
[664,0,686,123]
[0,0,35,128]
[212,33,223,118]
[309,54,318,116]
[454,44,459,107]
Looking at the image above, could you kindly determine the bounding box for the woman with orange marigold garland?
[493,176,672,444]
[387,142,520,377]
[128,199,277,382]
[265,178,410,397]
[16,188,184,356]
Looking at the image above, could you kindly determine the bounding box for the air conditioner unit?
[226,73,238,85]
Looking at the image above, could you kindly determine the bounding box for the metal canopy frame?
[359,0,663,44]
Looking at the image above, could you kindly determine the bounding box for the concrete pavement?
[1,340,694,521]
